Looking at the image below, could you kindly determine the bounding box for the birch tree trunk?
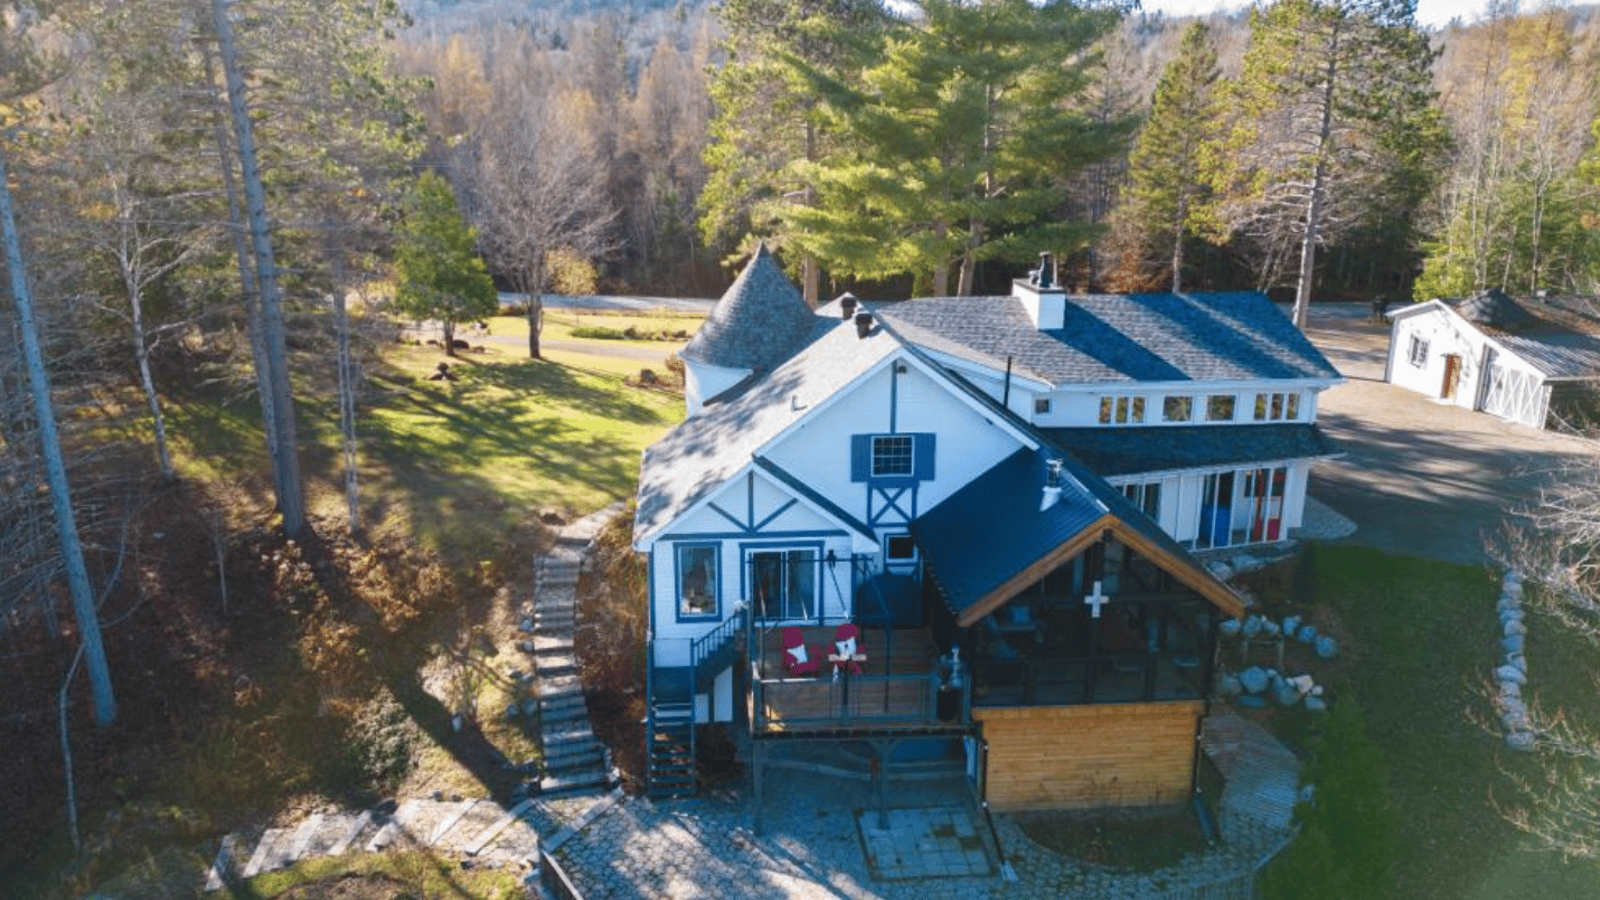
[210,0,305,537]
[0,139,117,727]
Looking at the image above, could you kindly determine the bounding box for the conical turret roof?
[681,244,816,372]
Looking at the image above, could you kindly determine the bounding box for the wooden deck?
[752,625,962,733]
[754,624,938,678]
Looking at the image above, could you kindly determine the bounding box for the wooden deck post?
[752,740,766,836]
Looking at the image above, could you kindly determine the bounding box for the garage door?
[1480,360,1547,427]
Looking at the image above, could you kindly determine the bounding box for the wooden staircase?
[645,608,745,799]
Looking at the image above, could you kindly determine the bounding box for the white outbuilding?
[1385,290,1600,429]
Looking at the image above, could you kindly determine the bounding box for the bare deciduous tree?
[463,98,618,359]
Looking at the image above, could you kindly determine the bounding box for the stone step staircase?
[527,511,616,798]
[204,796,543,891]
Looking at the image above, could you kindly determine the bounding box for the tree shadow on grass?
[449,355,672,426]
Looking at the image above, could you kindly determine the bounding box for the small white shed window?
[1408,335,1429,368]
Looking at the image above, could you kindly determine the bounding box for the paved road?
[500,292,717,313]
[1302,303,1595,565]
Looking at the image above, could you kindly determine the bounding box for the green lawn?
[1279,544,1600,898]
[166,331,685,560]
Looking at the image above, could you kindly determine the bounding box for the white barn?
[1385,290,1600,429]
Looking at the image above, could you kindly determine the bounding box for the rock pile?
[1493,570,1535,752]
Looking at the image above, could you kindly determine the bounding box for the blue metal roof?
[1041,424,1339,477]
[911,449,1108,618]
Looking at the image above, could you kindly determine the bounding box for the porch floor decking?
[753,626,957,733]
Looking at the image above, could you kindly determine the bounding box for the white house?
[632,248,1342,816]
[1385,289,1600,429]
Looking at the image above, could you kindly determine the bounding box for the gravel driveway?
[1301,303,1595,566]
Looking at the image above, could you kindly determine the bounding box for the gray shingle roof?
[634,314,901,544]
[877,292,1340,386]
[1041,424,1339,477]
[680,244,816,372]
[1455,289,1536,332]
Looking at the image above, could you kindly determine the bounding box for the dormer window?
[1206,394,1236,421]
[1163,396,1193,422]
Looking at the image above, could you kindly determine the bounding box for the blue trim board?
[665,529,848,541]
[706,501,748,532]
[751,456,876,539]
[672,541,722,624]
[738,539,827,623]
[752,499,800,532]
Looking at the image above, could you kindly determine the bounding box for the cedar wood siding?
[975,701,1204,811]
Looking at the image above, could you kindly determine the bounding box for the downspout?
[1001,355,1014,409]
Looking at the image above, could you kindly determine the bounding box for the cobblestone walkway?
[538,754,1292,900]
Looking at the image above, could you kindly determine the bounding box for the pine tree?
[1119,21,1221,293]
[392,171,498,357]
[779,0,1130,295]
[1212,0,1443,326]
[698,0,882,304]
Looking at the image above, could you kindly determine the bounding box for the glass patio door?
[750,549,817,621]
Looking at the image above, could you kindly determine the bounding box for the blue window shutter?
[851,434,871,482]
[914,433,936,480]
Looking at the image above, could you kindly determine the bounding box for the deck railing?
[752,669,970,733]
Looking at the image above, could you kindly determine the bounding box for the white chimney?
[1014,251,1066,330]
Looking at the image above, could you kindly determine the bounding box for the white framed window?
[1034,397,1052,415]
[1120,480,1162,521]
[1206,394,1236,421]
[884,533,917,562]
[872,435,914,477]
[1098,395,1147,425]
[1408,335,1429,368]
[1253,392,1302,421]
[1163,395,1193,422]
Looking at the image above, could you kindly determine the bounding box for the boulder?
[1287,674,1316,695]
[1506,652,1528,674]
[1240,666,1270,694]
[1236,695,1268,709]
[1315,636,1339,659]
[1273,680,1302,707]
[1504,619,1527,636]
[1304,696,1329,713]
[1219,619,1242,638]
[1283,615,1302,636]
[1505,730,1536,752]
[1261,619,1281,638]
[1218,674,1243,698]
[1496,664,1527,685]
[1296,624,1319,644]
[1242,616,1264,638]
[1498,680,1522,700]
[1502,633,1525,654]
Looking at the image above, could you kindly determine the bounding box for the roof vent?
[1040,458,1064,511]
[855,311,874,339]
[839,293,859,320]
[1033,252,1054,289]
